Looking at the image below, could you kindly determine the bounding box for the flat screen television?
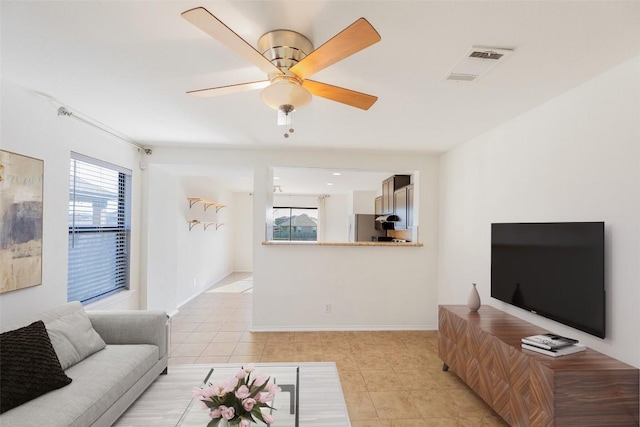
[491,222,605,338]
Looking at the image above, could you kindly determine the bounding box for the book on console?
[521,342,587,357]
[521,333,579,350]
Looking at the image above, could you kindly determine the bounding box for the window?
[273,207,318,241]
[68,153,131,304]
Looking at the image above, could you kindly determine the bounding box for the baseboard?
[175,272,233,310]
[249,324,438,332]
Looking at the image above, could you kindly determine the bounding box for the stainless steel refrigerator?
[349,214,386,242]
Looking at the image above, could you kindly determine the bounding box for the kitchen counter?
[262,241,423,247]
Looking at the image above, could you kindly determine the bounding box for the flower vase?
[468,283,481,312]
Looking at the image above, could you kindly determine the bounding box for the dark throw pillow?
[0,320,72,413]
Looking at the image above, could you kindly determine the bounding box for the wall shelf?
[187,220,225,231]
[187,197,226,212]
[187,198,226,231]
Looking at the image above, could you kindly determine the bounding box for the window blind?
[68,153,131,304]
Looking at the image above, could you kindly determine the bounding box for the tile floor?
[169,273,507,426]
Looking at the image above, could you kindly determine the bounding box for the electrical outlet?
[324,304,332,314]
[193,278,197,287]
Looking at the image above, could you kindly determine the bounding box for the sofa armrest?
[87,310,168,359]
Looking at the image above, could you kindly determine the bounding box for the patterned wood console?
[438,305,639,426]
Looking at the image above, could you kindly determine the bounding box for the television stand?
[438,305,639,426]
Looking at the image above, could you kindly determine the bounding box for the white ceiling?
[273,167,394,195]
[3,1,640,155]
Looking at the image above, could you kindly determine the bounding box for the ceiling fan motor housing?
[257,30,314,78]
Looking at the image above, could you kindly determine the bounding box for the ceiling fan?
[181,7,381,136]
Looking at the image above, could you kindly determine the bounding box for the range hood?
[375,215,400,222]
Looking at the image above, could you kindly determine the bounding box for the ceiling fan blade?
[302,80,378,110]
[181,7,283,76]
[187,80,270,98]
[290,18,381,80]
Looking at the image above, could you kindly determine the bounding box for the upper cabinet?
[381,175,411,215]
[406,185,414,228]
[394,184,414,230]
[394,187,408,230]
[375,196,382,216]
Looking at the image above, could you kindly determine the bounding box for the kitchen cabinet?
[393,184,413,230]
[392,184,414,230]
[394,188,407,229]
[382,179,393,214]
[381,175,410,215]
[406,185,414,228]
[375,196,382,216]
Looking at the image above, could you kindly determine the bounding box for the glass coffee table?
[177,365,299,427]
[114,362,349,427]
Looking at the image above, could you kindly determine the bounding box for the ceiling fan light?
[260,79,312,110]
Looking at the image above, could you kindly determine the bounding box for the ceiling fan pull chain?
[280,104,295,138]
[284,111,290,138]
[290,111,295,135]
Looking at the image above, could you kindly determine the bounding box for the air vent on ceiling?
[469,51,504,60]
[446,73,477,82]
[444,46,514,82]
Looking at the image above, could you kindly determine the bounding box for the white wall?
[144,170,236,313]
[352,190,377,214]
[273,194,316,208]
[324,194,349,242]
[176,177,234,307]
[253,244,435,329]
[0,80,142,325]
[145,166,179,313]
[147,148,439,331]
[438,56,640,367]
[232,192,253,272]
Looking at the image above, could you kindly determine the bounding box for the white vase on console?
[468,283,481,311]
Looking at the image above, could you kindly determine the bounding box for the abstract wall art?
[0,150,44,293]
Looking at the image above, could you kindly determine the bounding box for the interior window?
[273,207,318,241]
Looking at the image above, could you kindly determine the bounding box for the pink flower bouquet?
[192,364,281,426]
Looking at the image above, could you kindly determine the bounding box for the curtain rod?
[57,107,151,154]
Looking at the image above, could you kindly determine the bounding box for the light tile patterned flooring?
[169,274,507,426]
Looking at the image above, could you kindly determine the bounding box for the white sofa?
[0,301,169,427]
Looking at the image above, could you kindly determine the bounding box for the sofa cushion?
[42,302,107,370]
[0,344,159,426]
[0,320,72,413]
[0,301,107,371]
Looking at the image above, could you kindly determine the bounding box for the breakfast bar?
[262,241,423,247]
